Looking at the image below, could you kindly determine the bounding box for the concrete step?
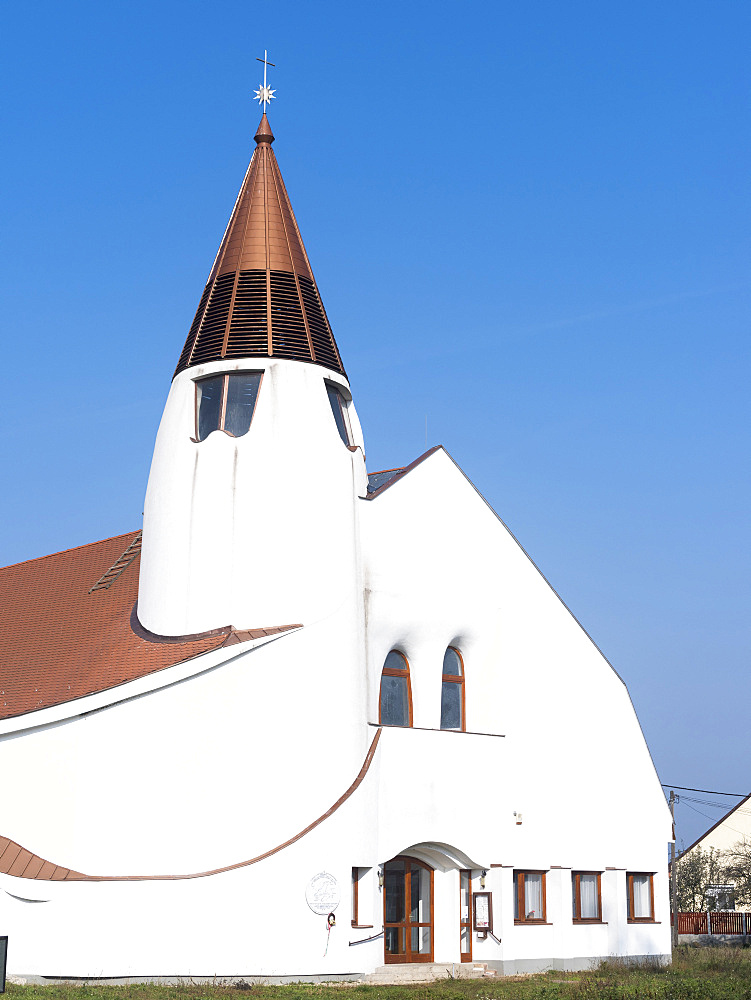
[363,963,495,984]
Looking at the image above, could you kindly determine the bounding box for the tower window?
[379,651,412,727]
[195,372,262,441]
[326,383,353,445]
[440,647,465,731]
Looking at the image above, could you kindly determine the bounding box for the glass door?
[383,856,434,963]
[460,869,472,962]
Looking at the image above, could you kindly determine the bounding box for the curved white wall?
[139,358,367,636]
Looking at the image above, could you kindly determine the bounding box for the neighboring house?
[0,110,672,980]
[678,793,751,910]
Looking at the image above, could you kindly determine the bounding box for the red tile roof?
[0,532,298,721]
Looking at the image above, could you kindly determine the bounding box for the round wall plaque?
[305,872,340,914]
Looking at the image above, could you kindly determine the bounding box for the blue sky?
[2,0,749,847]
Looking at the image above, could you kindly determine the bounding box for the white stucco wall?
[0,435,671,977]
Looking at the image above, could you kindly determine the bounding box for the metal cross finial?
[254,50,276,111]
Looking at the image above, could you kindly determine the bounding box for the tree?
[674,846,725,911]
[720,838,751,908]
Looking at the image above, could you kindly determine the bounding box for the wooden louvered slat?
[174,282,212,377]
[187,272,236,368]
[298,276,340,370]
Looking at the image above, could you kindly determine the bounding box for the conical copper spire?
[174,116,344,378]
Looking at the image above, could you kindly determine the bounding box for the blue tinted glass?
[442,648,462,676]
[224,373,261,438]
[380,674,409,726]
[196,376,224,441]
[440,681,461,729]
[327,384,351,445]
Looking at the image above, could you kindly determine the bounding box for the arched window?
[326,383,353,446]
[379,651,412,727]
[440,647,465,731]
[195,372,262,441]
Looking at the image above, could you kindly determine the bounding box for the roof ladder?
[88,532,143,594]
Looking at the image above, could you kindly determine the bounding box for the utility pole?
[670,790,679,949]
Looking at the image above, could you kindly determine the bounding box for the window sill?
[628,919,660,924]
[351,923,374,929]
[573,920,607,925]
[369,722,505,738]
[514,920,552,926]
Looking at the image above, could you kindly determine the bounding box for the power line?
[681,800,723,824]
[680,795,751,815]
[661,783,748,798]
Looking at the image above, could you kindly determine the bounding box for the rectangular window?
[514,870,547,923]
[351,867,360,927]
[627,873,655,922]
[572,872,602,922]
[351,867,373,928]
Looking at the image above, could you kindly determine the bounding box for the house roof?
[173,113,344,378]
[677,790,751,859]
[0,532,298,722]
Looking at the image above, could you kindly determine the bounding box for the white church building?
[0,106,672,980]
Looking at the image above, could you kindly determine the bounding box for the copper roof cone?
[254,113,274,144]
[174,115,344,378]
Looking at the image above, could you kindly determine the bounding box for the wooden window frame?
[193,371,263,441]
[440,646,466,732]
[627,872,656,923]
[572,871,603,923]
[514,870,548,924]
[379,651,413,727]
[383,855,434,964]
[351,866,360,927]
[459,869,473,962]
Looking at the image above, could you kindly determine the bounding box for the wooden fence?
[673,912,751,935]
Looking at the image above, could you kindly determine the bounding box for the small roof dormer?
[174,113,345,378]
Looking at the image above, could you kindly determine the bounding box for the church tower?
[138,110,367,637]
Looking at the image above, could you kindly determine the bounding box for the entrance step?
[363,963,495,984]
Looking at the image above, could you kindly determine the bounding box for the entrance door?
[383,856,434,963]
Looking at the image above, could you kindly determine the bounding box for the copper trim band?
[0,729,382,883]
[365,446,441,500]
[128,604,301,646]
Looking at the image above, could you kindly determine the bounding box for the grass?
[6,947,751,1000]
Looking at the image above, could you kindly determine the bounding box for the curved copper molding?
[0,729,382,883]
[129,604,300,647]
[366,447,441,500]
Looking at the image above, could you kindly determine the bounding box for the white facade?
[0,116,672,980]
